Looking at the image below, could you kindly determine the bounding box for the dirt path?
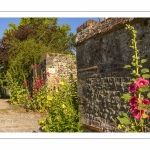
[0,99,47,132]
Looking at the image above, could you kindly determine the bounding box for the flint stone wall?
[75,18,150,132]
[30,53,76,91]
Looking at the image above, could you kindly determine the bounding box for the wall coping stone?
[75,18,149,47]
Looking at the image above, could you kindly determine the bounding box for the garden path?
[0,99,46,132]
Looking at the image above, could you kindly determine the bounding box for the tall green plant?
[38,77,82,132]
[117,24,150,132]
[5,71,25,104]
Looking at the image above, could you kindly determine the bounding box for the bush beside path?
[0,99,46,132]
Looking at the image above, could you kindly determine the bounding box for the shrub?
[38,77,83,132]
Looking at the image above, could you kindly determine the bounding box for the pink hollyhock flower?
[128,83,137,93]
[46,72,50,77]
[130,106,135,113]
[33,64,37,69]
[136,77,149,88]
[28,95,31,99]
[40,77,45,84]
[23,81,27,86]
[33,87,37,92]
[129,96,138,106]
[142,99,150,105]
[131,107,145,119]
[56,78,60,83]
[34,78,41,89]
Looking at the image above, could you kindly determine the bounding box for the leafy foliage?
[121,93,132,101]
[38,77,83,132]
[117,24,150,132]
[142,74,150,79]
[0,18,76,86]
[139,86,149,92]
[0,18,81,132]
[141,68,149,74]
[117,113,131,125]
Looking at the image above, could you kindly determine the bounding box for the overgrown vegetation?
[0,18,82,132]
[0,18,76,88]
[38,76,82,132]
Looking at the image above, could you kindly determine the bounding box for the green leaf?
[117,113,131,125]
[124,65,131,69]
[138,105,147,110]
[139,86,149,92]
[137,40,142,42]
[138,65,143,68]
[142,74,150,79]
[131,78,136,82]
[141,68,149,74]
[142,113,148,119]
[121,93,132,101]
[141,59,148,64]
[147,92,150,98]
[131,62,136,66]
[126,82,132,85]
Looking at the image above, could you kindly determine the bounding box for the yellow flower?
[60,81,65,86]
[118,124,122,129]
[47,95,53,100]
[62,104,66,108]
[55,88,59,92]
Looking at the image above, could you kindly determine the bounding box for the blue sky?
[0,18,99,38]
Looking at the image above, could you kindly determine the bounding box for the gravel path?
[0,99,47,132]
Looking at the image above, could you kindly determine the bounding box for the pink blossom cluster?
[129,96,149,118]
[128,77,150,119]
[33,77,45,93]
[33,64,37,69]
[23,64,52,99]
[23,81,28,86]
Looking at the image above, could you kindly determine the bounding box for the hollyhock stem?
[133,30,144,132]
[117,24,150,132]
[134,118,137,125]
[134,41,139,77]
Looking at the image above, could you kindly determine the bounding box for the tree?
[0,18,76,86]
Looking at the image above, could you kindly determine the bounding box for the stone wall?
[75,18,150,132]
[35,53,77,88]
